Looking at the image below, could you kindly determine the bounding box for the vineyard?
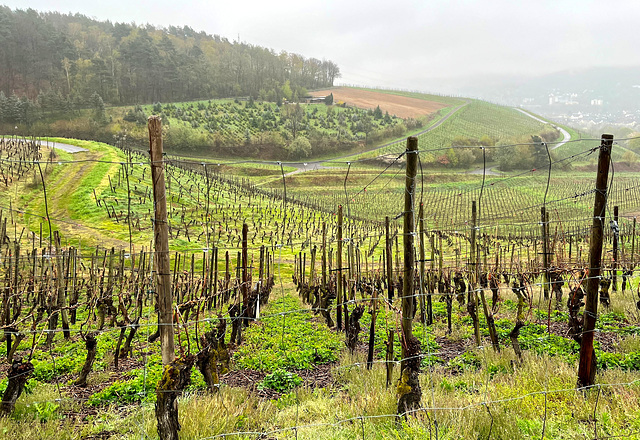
[1,118,640,440]
[362,100,558,162]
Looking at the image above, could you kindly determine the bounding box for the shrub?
[257,369,302,393]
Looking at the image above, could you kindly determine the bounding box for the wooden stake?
[148,116,175,366]
[337,205,343,331]
[386,216,393,302]
[401,137,418,368]
[578,134,613,387]
[541,206,550,300]
[612,206,618,291]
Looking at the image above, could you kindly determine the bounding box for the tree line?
[0,7,340,109]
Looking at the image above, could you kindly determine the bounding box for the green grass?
[233,294,342,371]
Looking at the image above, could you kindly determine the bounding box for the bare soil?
[310,87,448,119]
[222,363,334,399]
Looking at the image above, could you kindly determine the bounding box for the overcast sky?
[4,0,640,92]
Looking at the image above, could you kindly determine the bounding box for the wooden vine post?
[386,216,393,302]
[577,134,613,388]
[418,202,428,324]
[149,116,175,366]
[632,217,636,269]
[322,222,327,288]
[337,205,343,331]
[397,136,421,415]
[469,201,481,347]
[541,206,550,300]
[242,223,249,318]
[612,206,618,291]
[150,116,195,440]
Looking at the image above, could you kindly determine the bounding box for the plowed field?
[310,87,448,118]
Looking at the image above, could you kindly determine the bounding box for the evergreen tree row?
[0,7,340,107]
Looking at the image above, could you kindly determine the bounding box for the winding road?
[39,139,88,153]
[514,108,571,150]
[467,108,573,176]
[2,138,89,154]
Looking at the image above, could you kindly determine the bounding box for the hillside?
[3,85,574,166]
[0,7,339,107]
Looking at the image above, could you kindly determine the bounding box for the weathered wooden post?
[321,222,327,287]
[150,116,194,440]
[469,201,481,347]
[242,223,249,319]
[386,216,393,302]
[612,206,618,291]
[322,222,327,288]
[577,134,613,388]
[367,278,378,370]
[541,206,550,300]
[149,116,175,366]
[337,205,343,331]
[398,137,421,415]
[418,203,427,324]
[632,217,636,268]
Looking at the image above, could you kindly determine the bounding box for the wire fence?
[1,133,640,439]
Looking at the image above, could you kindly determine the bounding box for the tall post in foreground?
[337,205,343,331]
[151,116,195,440]
[242,223,249,311]
[418,203,428,324]
[386,216,393,302]
[469,201,481,346]
[148,116,175,366]
[322,222,327,288]
[577,134,613,387]
[612,206,618,291]
[541,206,550,300]
[398,137,421,415]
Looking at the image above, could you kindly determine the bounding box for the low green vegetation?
[234,295,342,371]
[258,369,303,393]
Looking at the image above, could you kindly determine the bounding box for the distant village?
[519,87,640,131]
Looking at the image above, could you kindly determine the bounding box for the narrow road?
[2,138,89,153]
[40,139,88,153]
[467,108,572,175]
[514,108,571,150]
[468,165,501,176]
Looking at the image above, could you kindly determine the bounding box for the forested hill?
[0,7,340,106]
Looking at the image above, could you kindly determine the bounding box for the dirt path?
[48,154,128,249]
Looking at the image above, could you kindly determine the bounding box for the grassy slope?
[1,138,128,249]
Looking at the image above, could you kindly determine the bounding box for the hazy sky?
[4,0,640,92]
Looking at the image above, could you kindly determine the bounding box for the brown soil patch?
[222,363,334,399]
[435,336,470,361]
[310,87,448,119]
